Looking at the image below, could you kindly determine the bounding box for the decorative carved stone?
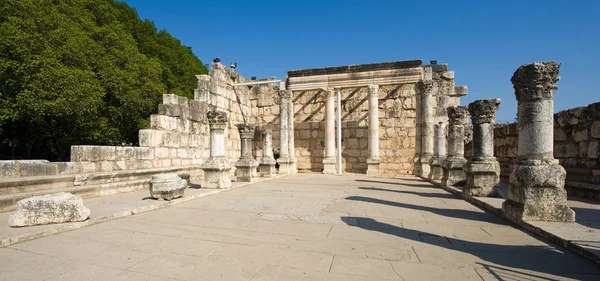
[503,61,575,222]
[259,130,277,177]
[442,106,469,186]
[464,99,501,197]
[416,80,435,177]
[277,90,297,174]
[429,122,446,180]
[150,173,188,200]
[9,193,90,227]
[235,123,258,182]
[202,110,231,188]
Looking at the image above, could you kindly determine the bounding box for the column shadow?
[358,187,455,199]
[346,195,504,225]
[340,216,598,280]
[355,179,436,188]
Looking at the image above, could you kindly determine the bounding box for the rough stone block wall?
[69,94,211,174]
[493,102,600,198]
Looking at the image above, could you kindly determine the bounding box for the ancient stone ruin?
[502,62,576,222]
[1,59,597,225]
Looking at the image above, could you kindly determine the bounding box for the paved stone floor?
[1,174,599,280]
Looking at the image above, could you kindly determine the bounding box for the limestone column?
[201,111,232,188]
[235,123,258,182]
[503,62,575,222]
[464,99,501,197]
[417,81,435,177]
[428,122,446,180]
[277,90,291,174]
[442,106,468,186]
[413,86,423,176]
[323,88,337,174]
[366,85,381,175]
[259,129,277,177]
[286,90,298,174]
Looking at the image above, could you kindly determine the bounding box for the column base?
[441,157,467,186]
[464,160,500,197]
[277,156,291,174]
[366,158,381,176]
[259,157,277,178]
[323,158,337,174]
[289,157,298,174]
[502,160,575,222]
[201,157,232,189]
[419,154,432,179]
[413,156,422,176]
[235,158,259,182]
[428,156,445,180]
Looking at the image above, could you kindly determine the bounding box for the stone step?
[0,184,99,213]
[74,165,203,186]
[0,175,76,195]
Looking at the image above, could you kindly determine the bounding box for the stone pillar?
[429,122,446,180]
[202,111,232,188]
[366,85,381,175]
[417,81,435,177]
[413,86,423,176]
[286,90,298,174]
[323,88,337,174]
[277,90,292,174]
[259,129,277,177]
[235,123,258,182]
[464,99,501,197]
[503,62,575,222]
[442,106,468,186]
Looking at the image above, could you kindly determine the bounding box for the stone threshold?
[0,174,288,248]
[426,178,600,265]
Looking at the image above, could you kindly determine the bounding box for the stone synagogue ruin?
[1,59,599,227]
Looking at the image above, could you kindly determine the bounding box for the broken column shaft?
[502,61,575,222]
[442,106,468,186]
[429,122,446,180]
[235,123,258,182]
[202,110,232,188]
[464,99,501,197]
[259,129,276,177]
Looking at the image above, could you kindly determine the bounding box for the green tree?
[0,0,207,160]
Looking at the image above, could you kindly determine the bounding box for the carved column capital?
[367,84,379,96]
[278,89,293,101]
[207,111,228,129]
[511,61,560,102]
[468,99,501,125]
[447,106,469,126]
[236,123,257,139]
[418,81,434,95]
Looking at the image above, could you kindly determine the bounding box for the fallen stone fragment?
[9,192,91,227]
[149,173,188,200]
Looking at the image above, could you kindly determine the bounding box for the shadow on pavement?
[341,216,599,280]
[355,179,435,188]
[346,195,505,225]
[358,187,456,199]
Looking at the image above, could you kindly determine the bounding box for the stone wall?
[493,102,600,198]
[253,85,418,175]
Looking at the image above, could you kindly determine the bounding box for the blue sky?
[124,0,599,123]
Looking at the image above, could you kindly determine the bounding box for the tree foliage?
[0,0,207,160]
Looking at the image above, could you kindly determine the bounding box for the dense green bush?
[0,0,207,160]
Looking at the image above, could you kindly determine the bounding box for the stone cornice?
[288,67,423,91]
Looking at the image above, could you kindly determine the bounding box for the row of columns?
[428,61,574,222]
[323,85,381,175]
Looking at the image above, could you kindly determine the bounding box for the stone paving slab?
[1,173,599,281]
[432,179,600,265]
[0,175,284,247]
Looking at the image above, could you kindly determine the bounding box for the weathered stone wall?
[253,84,418,175]
[493,102,600,198]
